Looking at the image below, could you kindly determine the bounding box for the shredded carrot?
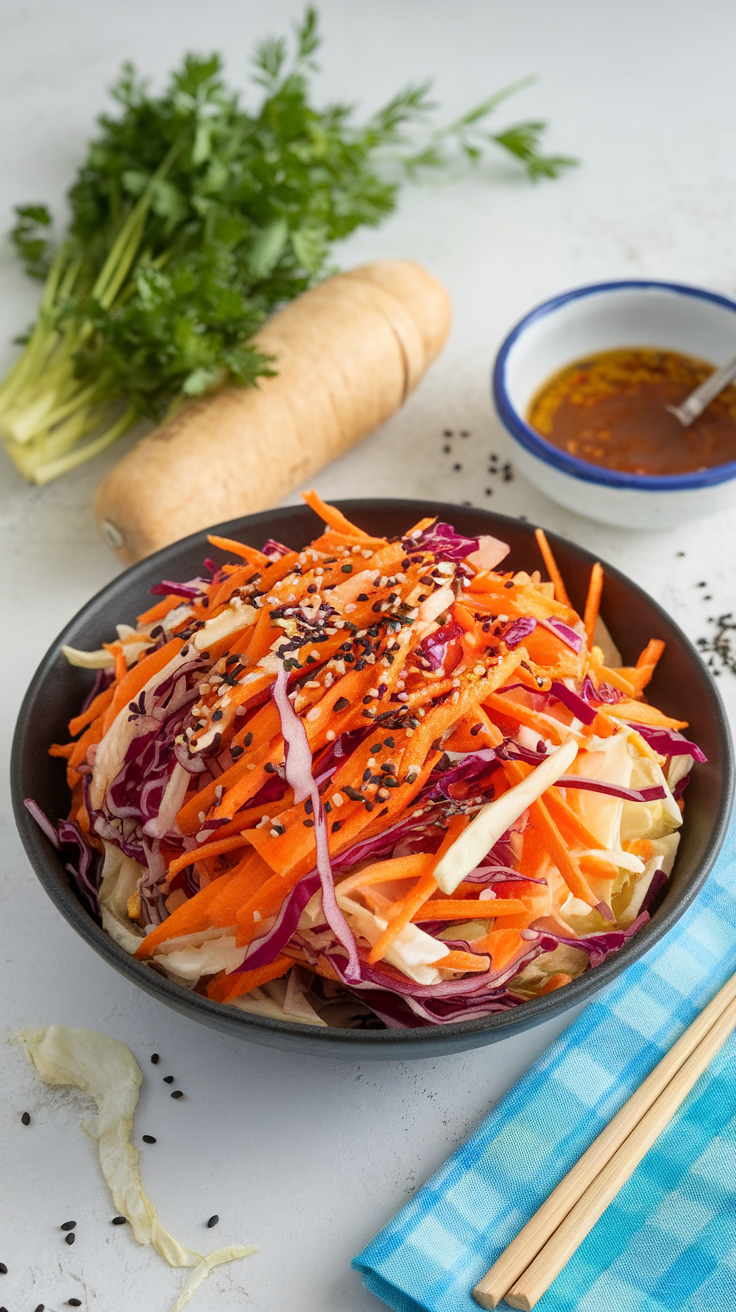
[434,950,491,972]
[366,816,468,964]
[413,898,528,921]
[583,561,603,649]
[537,972,573,995]
[207,953,292,1004]
[631,638,666,694]
[534,528,572,608]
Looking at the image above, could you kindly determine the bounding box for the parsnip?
[94,259,451,564]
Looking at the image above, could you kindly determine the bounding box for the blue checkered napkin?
[353,826,736,1312]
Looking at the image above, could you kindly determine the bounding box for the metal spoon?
[667,350,736,426]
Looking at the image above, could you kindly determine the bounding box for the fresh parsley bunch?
[0,8,575,483]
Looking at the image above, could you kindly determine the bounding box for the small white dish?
[493,280,736,528]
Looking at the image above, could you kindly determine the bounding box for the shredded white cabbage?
[21,1026,256,1311]
[337,890,449,983]
[434,739,579,894]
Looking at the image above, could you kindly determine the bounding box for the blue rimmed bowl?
[493,280,736,528]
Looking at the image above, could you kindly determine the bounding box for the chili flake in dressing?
[527,347,736,476]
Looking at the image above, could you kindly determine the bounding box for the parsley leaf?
[0,8,576,483]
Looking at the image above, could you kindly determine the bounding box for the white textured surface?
[1,2,735,1310]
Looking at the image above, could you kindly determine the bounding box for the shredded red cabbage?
[149,579,204,600]
[261,538,291,559]
[418,620,464,671]
[403,522,479,562]
[627,722,707,763]
[504,617,537,649]
[555,776,668,804]
[549,680,597,725]
[234,871,321,973]
[540,618,583,654]
[273,665,360,982]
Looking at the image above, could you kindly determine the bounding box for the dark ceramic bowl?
[11,501,734,1058]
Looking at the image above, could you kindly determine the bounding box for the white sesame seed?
[306,707,321,721]
[253,910,262,922]
[333,792,344,807]
[474,663,485,676]
[344,603,356,613]
[326,729,336,741]
[305,680,320,689]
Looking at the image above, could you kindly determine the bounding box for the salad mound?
[30,495,705,1029]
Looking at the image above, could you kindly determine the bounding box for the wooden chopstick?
[473,968,736,1309]
[504,993,736,1309]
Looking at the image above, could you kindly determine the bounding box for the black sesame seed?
[443,429,452,437]
[0,1262,6,1272]
[150,1053,160,1064]
[384,737,395,748]
[334,697,349,711]
[303,818,315,828]
[243,731,253,747]
[142,1135,157,1144]
[443,444,451,453]
[357,593,369,602]
[35,1306,45,1312]
[264,762,276,773]
[211,709,223,721]
[65,1231,76,1245]
[341,563,353,573]
[453,463,462,471]
[304,797,314,814]
[61,1221,76,1231]
[112,1215,128,1225]
[323,801,332,813]
[163,1075,174,1083]
[332,820,342,832]
[68,1301,83,1307]
[171,1090,184,1099]
[230,745,244,758]
[21,1111,31,1125]
[207,1214,220,1228]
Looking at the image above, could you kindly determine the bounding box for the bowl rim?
[493,278,736,492]
[10,499,735,1051]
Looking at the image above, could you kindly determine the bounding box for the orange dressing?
[527,347,736,475]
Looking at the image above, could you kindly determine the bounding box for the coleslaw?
[29,494,704,1029]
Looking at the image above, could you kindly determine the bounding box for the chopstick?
[473,968,736,1310]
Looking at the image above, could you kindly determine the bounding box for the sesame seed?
[142,1135,157,1144]
[150,1053,160,1064]
[21,1112,31,1125]
[207,1214,220,1228]
[163,1075,174,1083]
[0,1263,6,1273]
[68,1301,82,1308]
[171,1090,184,1099]
[60,1221,76,1231]
[66,1232,76,1245]
[112,1215,127,1225]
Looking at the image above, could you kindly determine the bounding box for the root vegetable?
[94,259,451,564]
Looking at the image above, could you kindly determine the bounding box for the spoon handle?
[668,350,736,426]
